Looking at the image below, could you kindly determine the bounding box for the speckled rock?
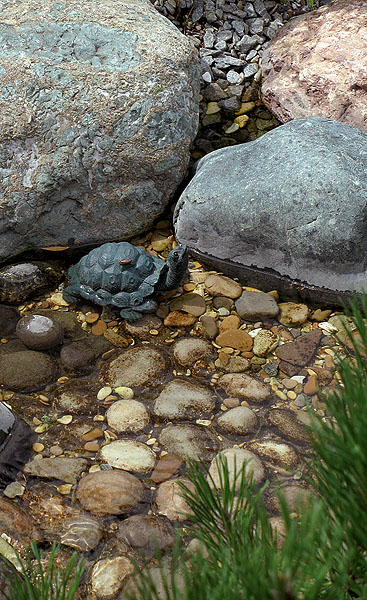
[253,329,279,357]
[159,424,219,461]
[0,262,61,303]
[60,514,102,551]
[106,399,150,433]
[153,378,215,420]
[90,556,134,599]
[101,347,167,388]
[173,337,213,367]
[100,439,156,473]
[16,314,64,350]
[24,457,88,483]
[0,350,58,391]
[247,439,299,468]
[54,379,101,415]
[218,373,272,404]
[0,0,200,263]
[222,356,249,373]
[117,514,176,557]
[209,448,264,489]
[275,330,322,375]
[76,470,144,515]
[216,406,258,435]
[155,477,194,522]
[278,303,309,326]
[268,409,309,443]
[235,291,279,320]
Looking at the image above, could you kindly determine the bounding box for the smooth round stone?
[101,347,167,388]
[106,400,150,433]
[60,342,95,369]
[209,448,264,490]
[118,515,176,557]
[54,379,101,415]
[268,408,309,443]
[0,350,58,391]
[199,315,219,340]
[153,378,215,420]
[235,291,279,320]
[267,485,313,513]
[99,440,156,473]
[247,440,299,469]
[217,406,258,435]
[155,477,195,522]
[212,296,234,311]
[253,329,279,357]
[204,274,242,298]
[222,356,249,373]
[76,470,144,515]
[164,311,197,326]
[219,314,240,332]
[124,314,162,338]
[16,314,64,350]
[173,337,213,367]
[60,515,102,551]
[170,292,207,316]
[159,424,219,461]
[151,453,183,484]
[0,496,43,545]
[278,303,309,326]
[218,373,271,403]
[215,329,253,352]
[91,556,134,599]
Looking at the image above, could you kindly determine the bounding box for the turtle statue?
[63,242,189,321]
[0,402,35,489]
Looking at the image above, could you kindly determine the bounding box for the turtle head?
[160,244,189,291]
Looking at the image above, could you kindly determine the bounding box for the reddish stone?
[261,0,367,132]
[275,330,322,367]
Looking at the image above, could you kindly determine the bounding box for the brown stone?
[76,470,144,515]
[278,303,309,327]
[303,375,318,396]
[204,274,242,299]
[275,330,322,367]
[169,293,206,316]
[218,373,271,404]
[164,311,197,327]
[219,315,240,333]
[311,309,332,322]
[103,329,129,348]
[91,320,107,336]
[216,329,253,352]
[261,0,367,132]
[151,453,183,483]
[0,497,43,544]
[268,409,309,443]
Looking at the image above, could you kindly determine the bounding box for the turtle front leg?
[119,308,144,322]
[63,285,81,304]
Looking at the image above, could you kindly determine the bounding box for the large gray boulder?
[174,117,367,305]
[0,0,199,263]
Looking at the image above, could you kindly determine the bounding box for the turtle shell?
[0,262,61,304]
[72,242,166,297]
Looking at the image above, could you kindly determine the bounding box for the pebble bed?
[0,221,355,599]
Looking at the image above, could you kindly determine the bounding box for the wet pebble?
[170,292,207,316]
[106,399,150,433]
[216,405,258,435]
[60,341,95,369]
[204,274,242,298]
[155,477,194,521]
[164,311,197,326]
[173,337,213,367]
[153,378,215,420]
[124,314,162,338]
[216,329,253,351]
[268,409,309,443]
[101,347,167,388]
[278,303,309,326]
[76,470,144,515]
[275,330,322,374]
[117,514,176,557]
[99,440,156,474]
[235,291,279,320]
[209,448,264,488]
[253,329,279,357]
[222,355,249,373]
[0,306,19,337]
[218,373,271,403]
[159,424,219,461]
[151,453,183,483]
[247,439,299,468]
[267,485,313,513]
[199,314,219,339]
[24,457,88,483]
[16,314,64,350]
[60,515,102,551]
[90,556,134,599]
[0,350,58,391]
[0,496,43,545]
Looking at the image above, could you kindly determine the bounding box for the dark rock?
[0,402,35,489]
[118,514,176,557]
[275,330,322,366]
[0,350,58,391]
[0,262,62,303]
[16,314,64,350]
[0,306,19,337]
[174,118,367,305]
[0,496,43,545]
[60,341,95,370]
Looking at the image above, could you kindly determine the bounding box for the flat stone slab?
[174,117,367,307]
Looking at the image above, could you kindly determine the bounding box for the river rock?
[106,399,150,433]
[174,117,367,304]
[261,0,367,133]
[60,514,102,551]
[218,373,271,404]
[24,457,88,483]
[60,341,96,370]
[101,347,167,388]
[205,274,242,298]
[90,556,134,599]
[268,409,309,443]
[216,405,258,435]
[151,453,183,484]
[247,439,299,468]
[253,329,279,357]
[76,470,144,515]
[117,514,176,557]
[159,424,219,461]
[0,496,43,545]
[173,337,213,367]
[16,314,64,350]
[0,306,19,337]
[100,439,156,473]
[0,0,199,264]
[235,291,279,320]
[0,350,58,391]
[208,448,264,489]
[155,477,195,522]
[153,378,215,420]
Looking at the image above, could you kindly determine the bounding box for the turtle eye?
[133,296,141,306]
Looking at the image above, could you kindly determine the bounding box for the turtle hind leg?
[119,308,144,322]
[63,285,81,304]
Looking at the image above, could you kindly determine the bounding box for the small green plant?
[0,541,85,600]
